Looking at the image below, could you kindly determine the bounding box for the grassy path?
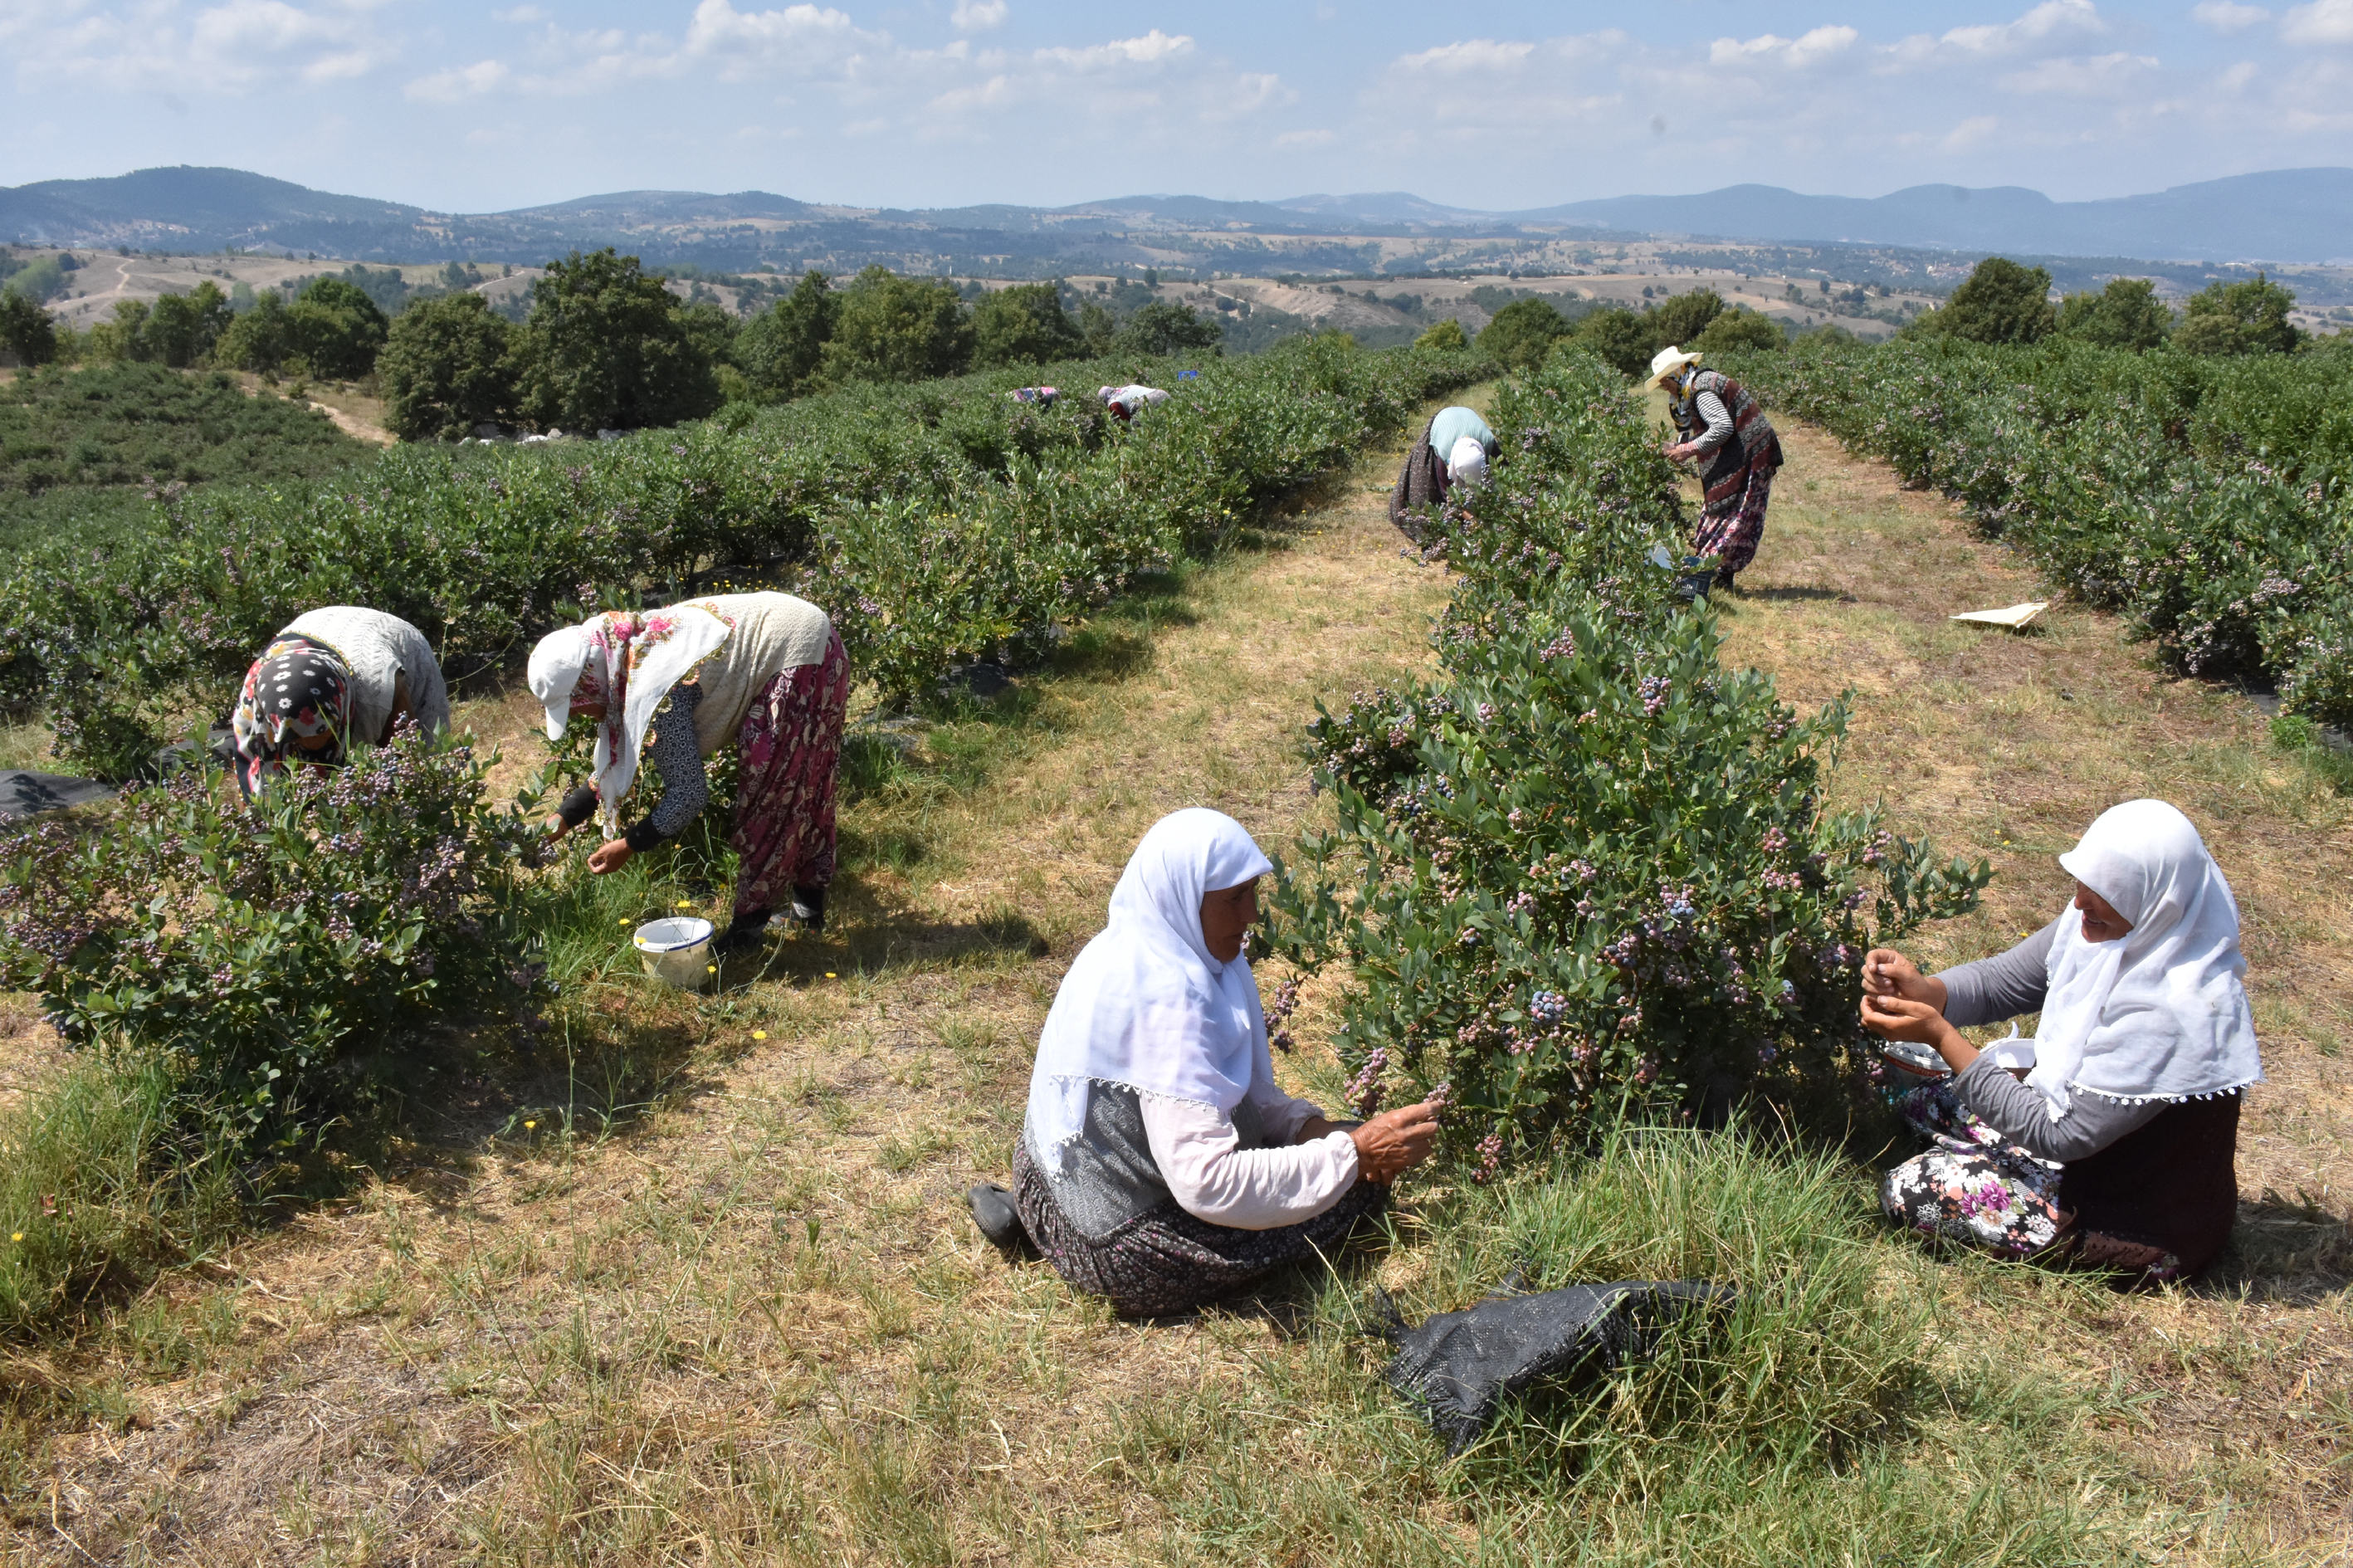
[5,407,1461,1562]
[7,398,2351,1562]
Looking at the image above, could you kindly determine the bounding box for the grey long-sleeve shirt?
[1931,917,2164,1162]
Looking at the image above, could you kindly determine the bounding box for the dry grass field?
[2,389,2349,1564]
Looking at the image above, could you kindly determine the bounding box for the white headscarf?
[1025,808,1275,1173]
[1447,436,1490,489]
[526,605,730,830]
[2025,799,2263,1119]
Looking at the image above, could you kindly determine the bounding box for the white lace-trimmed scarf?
[527,606,730,830]
[2026,799,2263,1119]
[1025,808,1275,1174]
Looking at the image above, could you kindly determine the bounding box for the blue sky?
[3,1,2351,212]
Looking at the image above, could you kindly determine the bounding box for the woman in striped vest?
[1648,346,1784,591]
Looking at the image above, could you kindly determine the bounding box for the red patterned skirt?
[730,628,850,918]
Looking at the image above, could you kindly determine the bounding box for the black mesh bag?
[1382,1279,1735,1453]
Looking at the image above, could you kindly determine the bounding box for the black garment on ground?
[1384,1279,1734,1453]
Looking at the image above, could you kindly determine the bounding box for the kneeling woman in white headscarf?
[1388,404,1496,545]
[1860,800,2263,1286]
[973,808,1439,1317]
[530,592,849,955]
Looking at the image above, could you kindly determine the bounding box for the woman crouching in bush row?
[1862,800,2263,1286]
[232,606,452,798]
[968,809,1440,1317]
[530,591,849,958]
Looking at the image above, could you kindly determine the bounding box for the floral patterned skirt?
[1011,1139,1388,1319]
[1881,1079,2069,1260]
[730,629,850,919]
[1693,459,1775,579]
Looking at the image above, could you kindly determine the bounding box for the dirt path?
[7,413,1462,1563]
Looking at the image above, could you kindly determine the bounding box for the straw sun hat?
[1647,345,1701,386]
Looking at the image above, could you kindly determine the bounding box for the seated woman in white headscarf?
[1861,800,2262,1286]
[1388,404,1496,544]
[530,592,849,956]
[230,606,451,800]
[1098,383,1169,422]
[970,808,1439,1317]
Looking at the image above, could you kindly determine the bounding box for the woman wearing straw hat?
[1647,346,1784,592]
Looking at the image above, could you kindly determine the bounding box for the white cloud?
[1999,50,2159,95]
[1391,39,1538,76]
[2280,0,2353,43]
[1709,26,1858,68]
[1942,114,2001,149]
[7,0,398,94]
[492,5,549,22]
[407,59,511,103]
[950,0,1007,32]
[1036,29,1193,70]
[1938,0,2107,56]
[2192,2,2271,32]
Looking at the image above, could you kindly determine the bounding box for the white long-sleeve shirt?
[1138,1080,1360,1229]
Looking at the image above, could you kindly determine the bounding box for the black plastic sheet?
[0,771,116,823]
[1384,1278,1734,1453]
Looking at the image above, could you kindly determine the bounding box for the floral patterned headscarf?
[232,635,354,801]
[528,605,730,828]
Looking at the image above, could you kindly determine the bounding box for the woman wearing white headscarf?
[972,808,1439,1316]
[1388,404,1497,545]
[529,591,848,955]
[1859,800,2263,1285]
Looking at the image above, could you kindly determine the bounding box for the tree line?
[1905,256,2314,356]
[0,251,1229,442]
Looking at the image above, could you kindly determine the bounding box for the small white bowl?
[634,916,715,989]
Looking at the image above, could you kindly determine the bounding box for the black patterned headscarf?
[232,634,353,800]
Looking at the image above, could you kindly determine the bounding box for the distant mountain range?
[5,165,2351,274]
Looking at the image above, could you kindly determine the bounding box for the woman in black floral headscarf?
[230,635,353,800]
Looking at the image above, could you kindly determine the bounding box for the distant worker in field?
[532,590,847,958]
[231,606,451,800]
[969,808,1440,1316]
[1099,383,1169,421]
[1648,346,1783,592]
[1389,403,1498,544]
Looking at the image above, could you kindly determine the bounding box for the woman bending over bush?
[531,591,848,957]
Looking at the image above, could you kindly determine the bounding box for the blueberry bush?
[0,725,552,1145]
[2,337,1483,772]
[1725,335,2353,727]
[1268,352,1989,1173]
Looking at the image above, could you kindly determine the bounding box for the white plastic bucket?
[634,916,715,989]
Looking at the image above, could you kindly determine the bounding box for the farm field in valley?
[2,381,2347,1562]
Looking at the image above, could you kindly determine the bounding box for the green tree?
[973,282,1086,368]
[1479,297,1572,370]
[0,292,57,368]
[818,267,974,386]
[144,281,235,369]
[2175,272,2302,356]
[285,276,390,379]
[1414,317,1468,351]
[1114,300,1223,357]
[1565,307,1653,378]
[214,292,294,374]
[1646,288,1724,349]
[2057,277,2172,351]
[378,293,518,441]
[1692,306,1785,354]
[1076,300,1119,355]
[736,270,837,402]
[85,300,153,364]
[514,248,723,432]
[1928,257,2056,344]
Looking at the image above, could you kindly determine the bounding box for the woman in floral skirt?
[1861,800,2263,1287]
[530,591,848,956]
